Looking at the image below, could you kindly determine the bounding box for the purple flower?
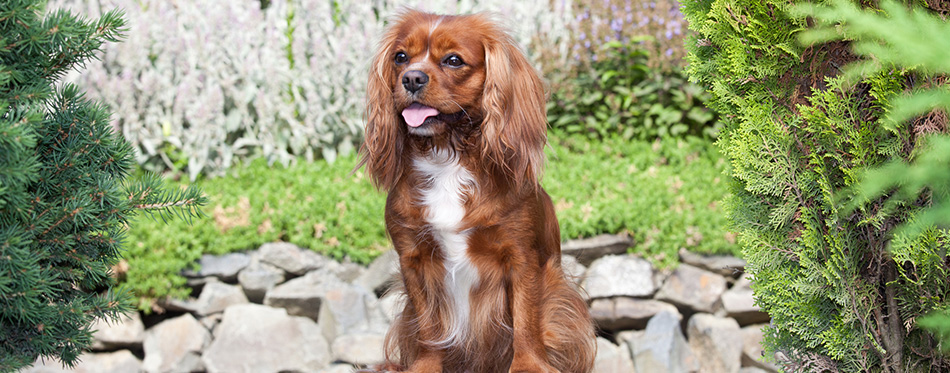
[610,19,623,32]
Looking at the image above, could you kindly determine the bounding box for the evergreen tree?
[683,0,949,371]
[0,1,205,370]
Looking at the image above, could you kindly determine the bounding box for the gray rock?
[593,337,636,373]
[331,332,386,366]
[721,274,770,326]
[589,298,614,327]
[561,234,634,265]
[740,368,771,373]
[258,242,328,275]
[325,258,366,283]
[687,313,742,373]
[625,311,698,373]
[27,351,142,373]
[202,304,331,372]
[655,264,727,313]
[678,248,746,278]
[183,253,251,282]
[582,255,656,299]
[561,254,587,284]
[615,330,645,348]
[319,364,361,373]
[592,297,680,331]
[741,324,779,372]
[156,296,198,314]
[193,281,249,315]
[185,275,216,289]
[376,292,402,323]
[142,313,210,373]
[263,270,383,342]
[237,260,285,303]
[318,281,382,342]
[264,271,341,321]
[199,313,223,334]
[354,249,398,295]
[90,312,145,350]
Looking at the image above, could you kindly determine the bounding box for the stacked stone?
[570,237,777,373]
[27,235,778,373]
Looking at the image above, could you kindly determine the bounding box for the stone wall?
[27,235,779,373]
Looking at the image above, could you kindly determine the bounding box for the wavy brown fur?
[360,9,596,373]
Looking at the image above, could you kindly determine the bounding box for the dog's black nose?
[402,70,429,93]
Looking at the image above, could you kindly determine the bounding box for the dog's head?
[360,10,546,191]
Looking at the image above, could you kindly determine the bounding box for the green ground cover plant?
[121,156,386,309]
[546,134,736,267]
[123,134,736,310]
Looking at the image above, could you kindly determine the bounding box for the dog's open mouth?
[402,103,440,128]
[401,103,466,136]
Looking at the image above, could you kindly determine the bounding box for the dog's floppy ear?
[479,25,547,190]
[358,24,404,191]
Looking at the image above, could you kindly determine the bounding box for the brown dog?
[358,10,596,373]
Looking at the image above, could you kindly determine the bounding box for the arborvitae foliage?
[683,0,949,371]
[0,1,205,370]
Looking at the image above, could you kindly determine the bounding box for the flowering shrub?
[49,0,575,178]
[547,41,719,140]
[566,0,688,73]
[546,1,709,140]
[51,0,692,177]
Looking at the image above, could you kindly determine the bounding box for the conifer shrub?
[683,0,949,371]
[0,1,204,370]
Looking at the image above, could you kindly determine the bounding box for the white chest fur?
[413,151,479,347]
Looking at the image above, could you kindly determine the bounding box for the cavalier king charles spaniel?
[358,10,596,373]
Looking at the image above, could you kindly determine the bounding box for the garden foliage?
[51,0,698,178]
[683,0,949,370]
[49,0,576,179]
[122,135,736,310]
[547,41,720,141]
[559,0,689,75]
[0,1,204,370]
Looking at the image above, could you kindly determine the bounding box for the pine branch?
[125,173,207,224]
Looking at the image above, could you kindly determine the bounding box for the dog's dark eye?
[394,52,409,64]
[443,55,464,67]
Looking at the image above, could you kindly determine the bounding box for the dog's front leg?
[508,254,557,373]
[394,244,447,373]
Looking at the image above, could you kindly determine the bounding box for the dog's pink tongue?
[402,103,439,128]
